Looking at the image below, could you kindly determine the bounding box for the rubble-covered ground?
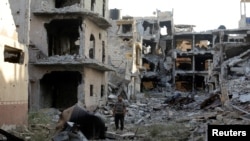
[4,76,250,141]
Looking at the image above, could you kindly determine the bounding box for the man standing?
[113,95,126,131]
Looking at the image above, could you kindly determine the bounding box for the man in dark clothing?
[113,95,126,131]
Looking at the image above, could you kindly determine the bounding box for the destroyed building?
[172,30,214,92]
[107,10,143,100]
[0,0,29,126]
[28,0,113,111]
[107,10,174,97]
[209,28,250,103]
[139,11,174,92]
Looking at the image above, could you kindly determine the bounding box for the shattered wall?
[0,0,30,126]
[28,0,111,111]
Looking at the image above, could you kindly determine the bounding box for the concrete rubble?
[1,0,250,141]
[11,88,250,140]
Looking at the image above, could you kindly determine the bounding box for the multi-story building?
[140,11,174,92]
[107,13,143,99]
[0,0,30,126]
[172,31,214,92]
[28,0,113,111]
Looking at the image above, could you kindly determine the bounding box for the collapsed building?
[209,29,250,104]
[109,0,250,96]
[107,10,174,98]
[28,0,113,111]
[0,0,29,126]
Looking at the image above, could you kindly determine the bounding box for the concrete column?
[79,20,85,57]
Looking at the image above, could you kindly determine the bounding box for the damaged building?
[172,30,214,92]
[209,28,250,102]
[0,0,29,127]
[28,0,113,111]
[107,11,143,100]
[107,10,174,98]
[140,11,174,92]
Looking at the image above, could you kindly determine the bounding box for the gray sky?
[109,0,247,31]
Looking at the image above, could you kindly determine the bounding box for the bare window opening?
[141,75,164,92]
[90,85,93,96]
[102,41,105,63]
[91,0,95,11]
[45,19,81,56]
[195,54,213,71]
[122,24,132,33]
[4,45,24,64]
[141,80,155,91]
[89,34,95,59]
[195,75,205,91]
[40,71,81,109]
[101,85,104,97]
[160,26,167,36]
[55,0,80,8]
[142,21,159,35]
[176,57,192,70]
[160,21,172,35]
[142,58,155,71]
[143,40,156,54]
[176,40,192,52]
[175,75,193,92]
[102,0,106,17]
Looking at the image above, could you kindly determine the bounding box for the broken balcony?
[29,50,115,71]
[33,0,111,29]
